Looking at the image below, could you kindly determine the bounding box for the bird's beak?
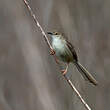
[47,32,53,35]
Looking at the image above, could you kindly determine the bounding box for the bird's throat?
[52,36,66,51]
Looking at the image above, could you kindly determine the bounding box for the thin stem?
[22,0,92,110]
[23,0,53,50]
[63,75,91,110]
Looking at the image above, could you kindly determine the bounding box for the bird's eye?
[54,32,58,35]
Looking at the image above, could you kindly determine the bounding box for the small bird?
[47,31,98,86]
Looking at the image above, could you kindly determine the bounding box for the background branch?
[23,0,92,110]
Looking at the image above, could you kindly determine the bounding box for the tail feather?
[74,62,98,86]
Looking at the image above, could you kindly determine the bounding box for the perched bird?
[47,31,98,86]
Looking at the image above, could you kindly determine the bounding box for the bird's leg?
[54,56,60,64]
[61,63,69,75]
[50,48,55,55]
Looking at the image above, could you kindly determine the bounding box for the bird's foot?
[50,49,55,55]
[61,64,69,75]
[61,69,67,75]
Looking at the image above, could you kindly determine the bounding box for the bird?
[47,31,98,86]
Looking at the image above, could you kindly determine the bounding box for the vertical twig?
[22,0,92,110]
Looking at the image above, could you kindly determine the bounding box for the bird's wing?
[66,40,78,62]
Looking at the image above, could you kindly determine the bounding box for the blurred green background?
[0,0,110,110]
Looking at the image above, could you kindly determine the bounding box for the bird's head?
[47,31,62,39]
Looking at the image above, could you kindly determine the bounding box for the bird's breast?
[52,38,65,52]
[52,37,73,62]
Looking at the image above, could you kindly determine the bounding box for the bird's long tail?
[74,62,98,86]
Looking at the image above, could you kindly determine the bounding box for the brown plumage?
[48,31,98,86]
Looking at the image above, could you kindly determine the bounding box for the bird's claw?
[61,69,67,75]
[50,49,55,55]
